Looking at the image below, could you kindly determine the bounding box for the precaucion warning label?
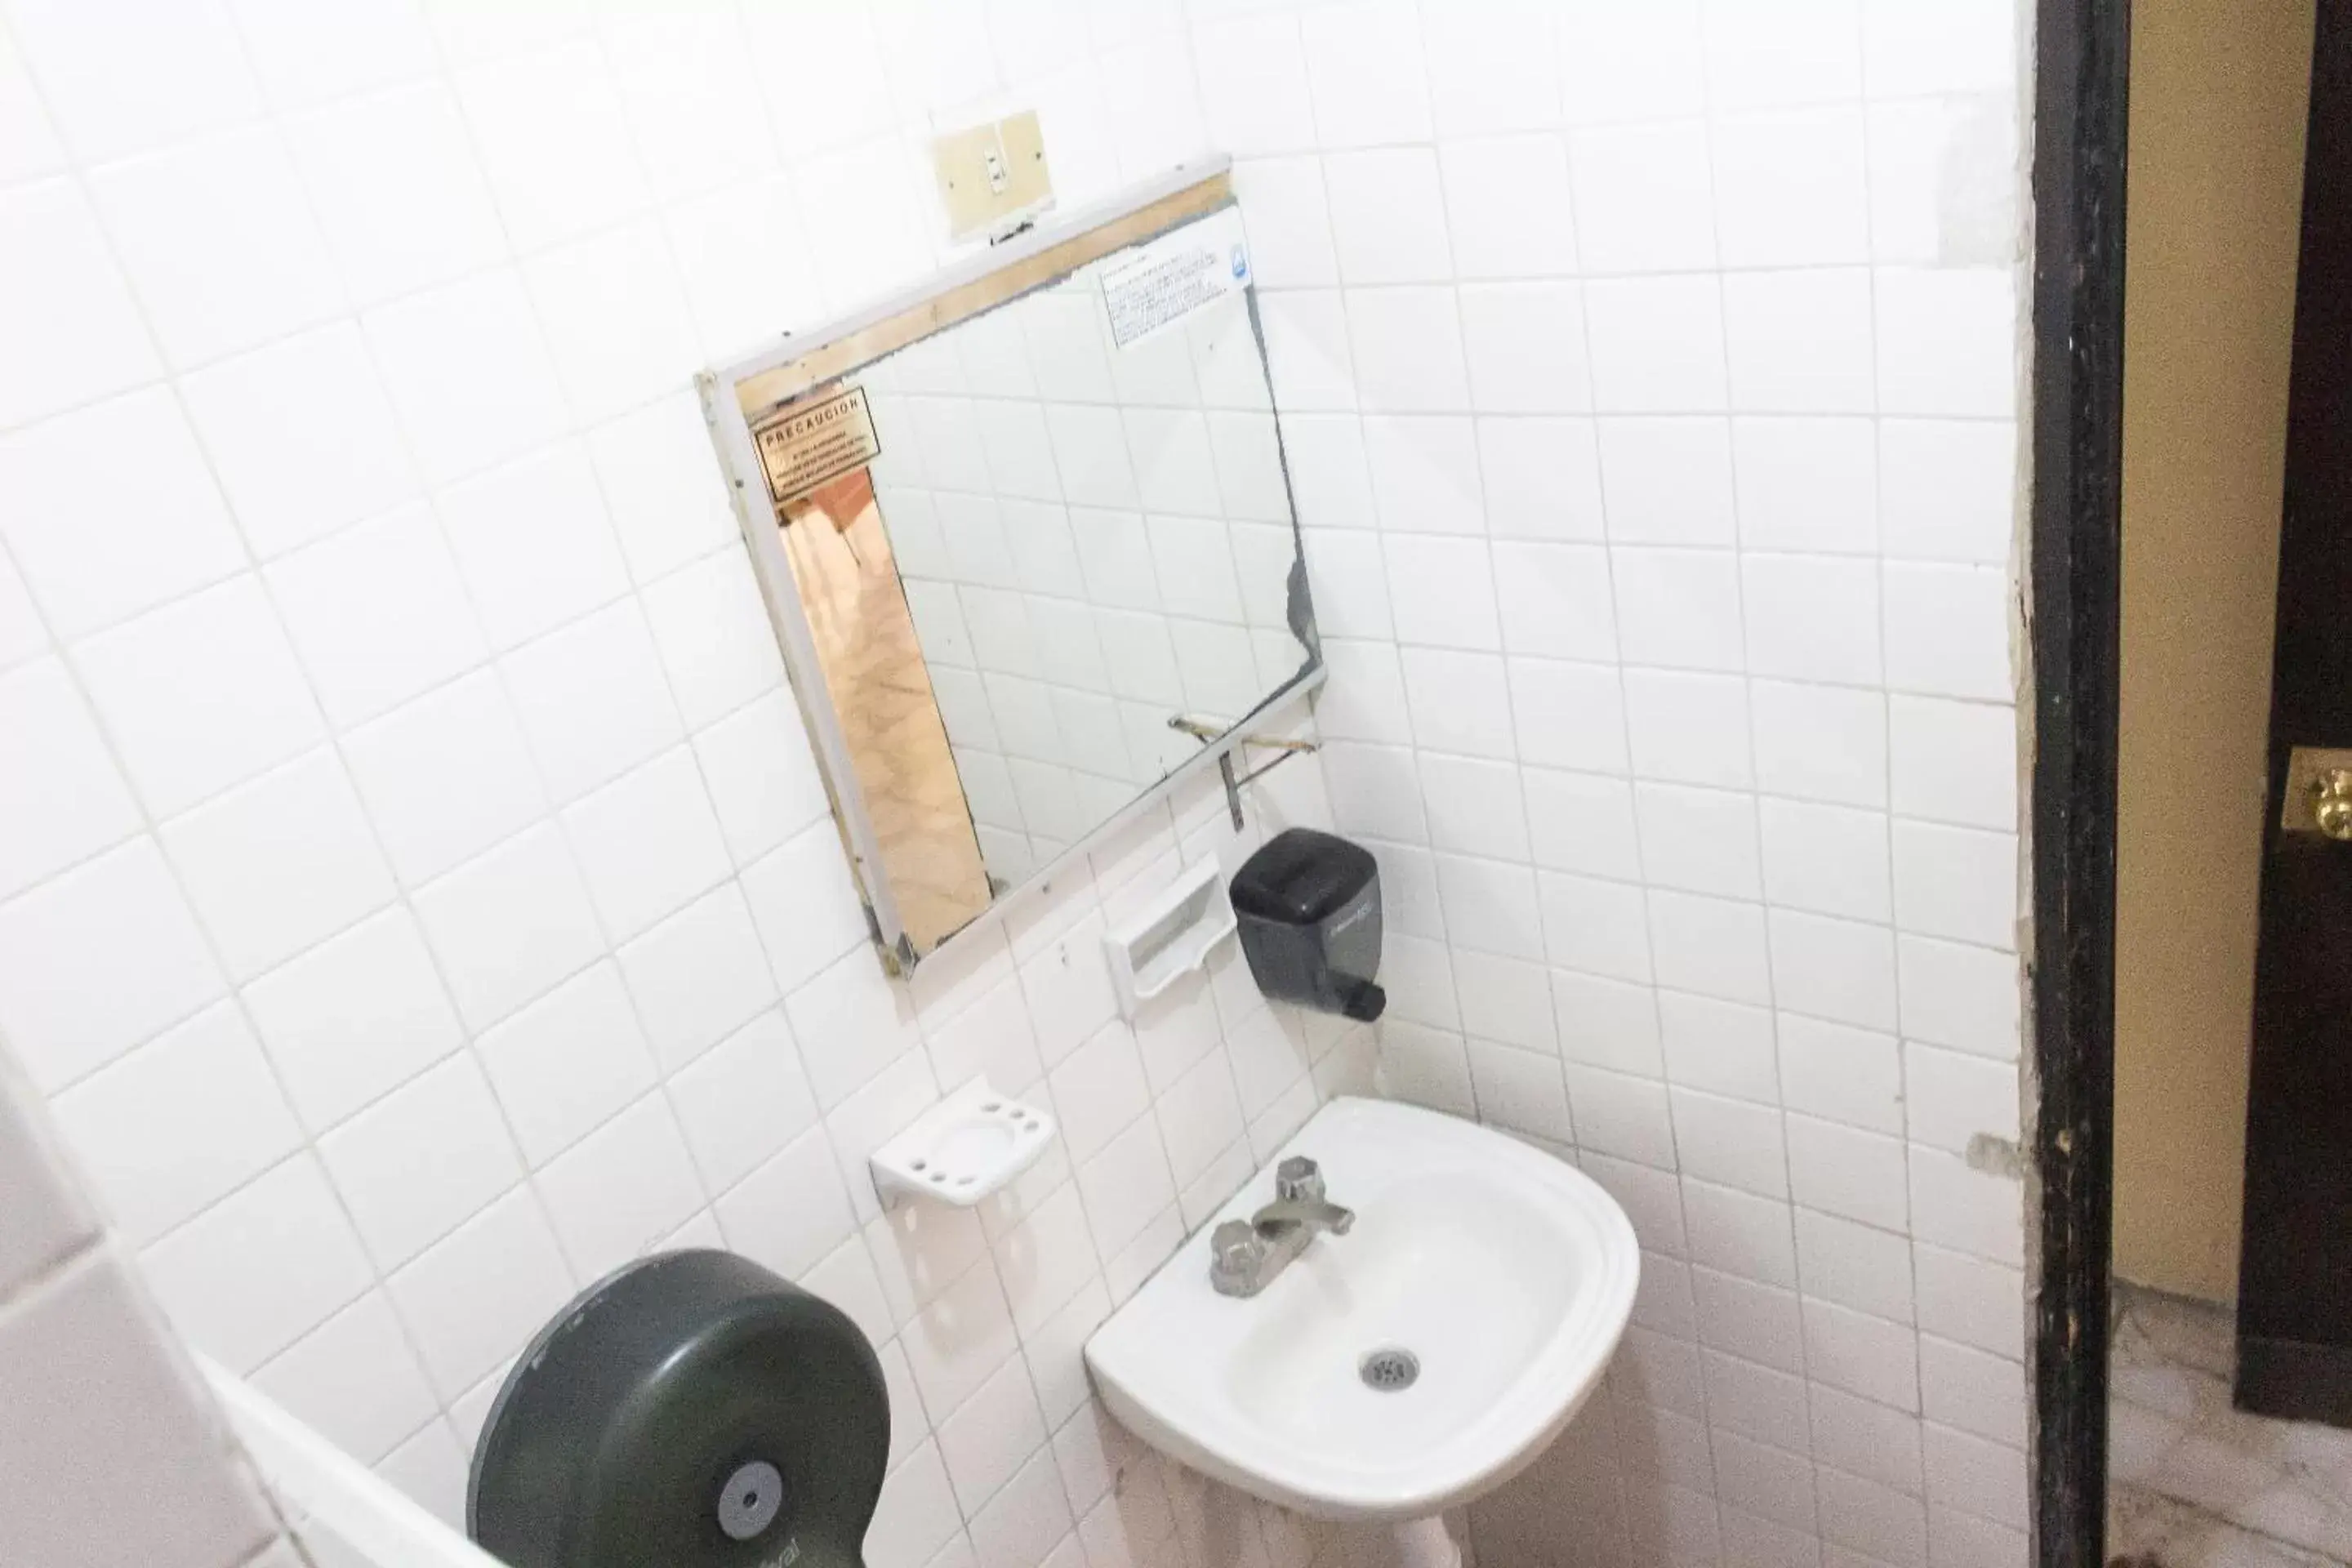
[753,385,881,507]
[1098,207,1250,350]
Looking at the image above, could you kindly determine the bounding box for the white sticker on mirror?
[1099,206,1250,351]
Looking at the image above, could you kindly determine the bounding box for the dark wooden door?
[2236,0,2352,1426]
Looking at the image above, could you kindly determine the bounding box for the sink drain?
[1359,1347,1419,1392]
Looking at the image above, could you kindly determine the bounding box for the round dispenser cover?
[468,1249,889,1568]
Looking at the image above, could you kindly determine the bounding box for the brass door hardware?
[2317,771,2352,841]
[2282,746,2352,841]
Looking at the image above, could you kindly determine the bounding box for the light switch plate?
[932,111,1054,242]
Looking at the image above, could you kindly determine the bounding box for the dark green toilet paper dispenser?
[468,1249,889,1568]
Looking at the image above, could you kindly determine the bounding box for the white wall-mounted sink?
[1085,1097,1639,1535]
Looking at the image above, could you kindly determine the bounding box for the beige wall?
[2114,0,2314,1302]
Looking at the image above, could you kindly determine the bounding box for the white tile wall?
[1244,0,2033,1565]
[0,1035,292,1568]
[0,2,2030,1567]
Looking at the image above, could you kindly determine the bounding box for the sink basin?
[1085,1096,1639,1525]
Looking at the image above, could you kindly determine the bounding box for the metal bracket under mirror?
[697,158,1325,974]
[1169,715,1319,831]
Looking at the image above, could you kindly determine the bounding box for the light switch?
[932,111,1054,243]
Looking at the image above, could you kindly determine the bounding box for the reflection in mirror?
[778,464,996,949]
[714,173,1319,967]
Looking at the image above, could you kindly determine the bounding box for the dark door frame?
[2029,2,2130,1566]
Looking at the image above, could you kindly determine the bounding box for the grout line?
[0,131,2028,448]
[0,1225,107,1327]
[13,12,451,1409]
[1678,8,1846,1553]
[254,0,803,1308]
[1849,51,1943,1451]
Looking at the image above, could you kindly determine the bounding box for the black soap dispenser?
[1231,827,1386,1022]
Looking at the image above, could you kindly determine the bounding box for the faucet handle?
[1275,1156,1325,1204]
[1210,1219,1266,1294]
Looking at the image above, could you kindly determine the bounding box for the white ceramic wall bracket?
[870,1078,1057,1208]
[1102,857,1239,1020]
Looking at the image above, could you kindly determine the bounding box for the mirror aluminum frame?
[697,156,1325,975]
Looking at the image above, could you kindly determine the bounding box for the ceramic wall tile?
[0,2,2033,1563]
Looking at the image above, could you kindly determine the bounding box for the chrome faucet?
[1209,1156,1354,1298]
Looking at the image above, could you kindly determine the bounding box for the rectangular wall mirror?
[701,163,1321,972]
